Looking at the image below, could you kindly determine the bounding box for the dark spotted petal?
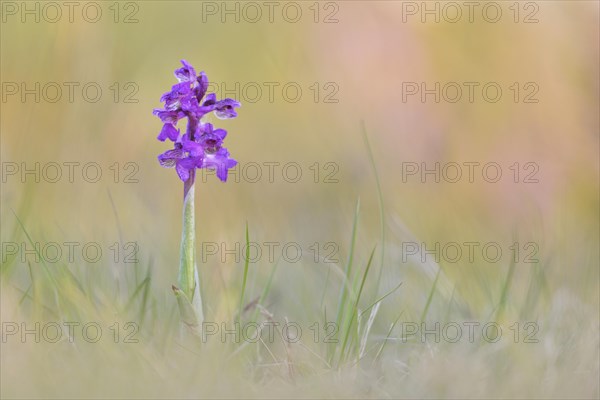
[154,110,184,125]
[158,148,184,167]
[201,93,217,107]
[214,98,241,119]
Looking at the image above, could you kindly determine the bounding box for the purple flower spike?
[154,60,241,185]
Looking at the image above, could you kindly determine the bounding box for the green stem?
[178,181,204,326]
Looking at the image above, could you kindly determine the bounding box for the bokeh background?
[1,1,598,398]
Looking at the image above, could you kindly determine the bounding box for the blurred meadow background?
[1,1,599,398]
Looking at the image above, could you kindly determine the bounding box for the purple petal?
[194,71,209,101]
[179,93,198,112]
[174,60,197,82]
[176,156,203,182]
[157,123,180,142]
[202,148,237,182]
[214,98,241,119]
[199,122,214,135]
[161,82,192,110]
[181,136,204,157]
[154,110,184,124]
[199,123,227,139]
[176,163,191,182]
[213,128,228,141]
[198,129,226,153]
[158,148,184,167]
[201,93,217,107]
[217,157,238,181]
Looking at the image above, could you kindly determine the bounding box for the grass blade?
[359,281,403,319]
[123,276,151,314]
[250,257,280,323]
[362,122,385,295]
[338,246,376,366]
[373,311,404,366]
[420,267,441,323]
[12,210,64,316]
[328,198,360,364]
[496,253,517,320]
[237,222,251,323]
